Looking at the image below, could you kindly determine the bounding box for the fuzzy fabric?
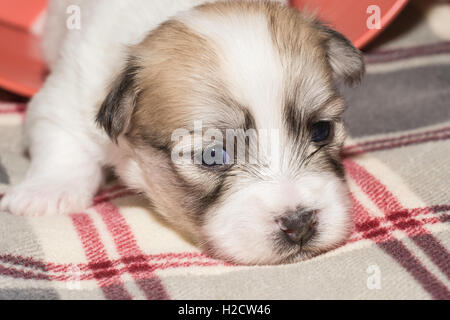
[0,0,449,299]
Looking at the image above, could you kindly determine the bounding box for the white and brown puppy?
[0,0,364,265]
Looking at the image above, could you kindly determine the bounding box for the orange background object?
[0,0,47,30]
[0,0,48,97]
[291,0,410,49]
[0,0,409,97]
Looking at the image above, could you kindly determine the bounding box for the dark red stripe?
[431,205,450,213]
[351,216,442,243]
[0,109,26,115]
[343,132,450,157]
[412,233,450,280]
[95,202,170,300]
[71,213,132,300]
[0,264,50,281]
[0,252,220,273]
[378,240,450,299]
[0,103,27,114]
[345,160,450,299]
[365,41,450,64]
[350,195,391,243]
[0,259,224,283]
[0,254,47,271]
[345,127,450,151]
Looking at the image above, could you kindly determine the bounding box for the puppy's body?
[6,0,219,215]
[0,0,364,265]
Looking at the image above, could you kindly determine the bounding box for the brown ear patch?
[317,23,365,85]
[96,58,141,143]
[261,2,365,85]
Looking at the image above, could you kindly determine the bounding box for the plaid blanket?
[0,0,449,300]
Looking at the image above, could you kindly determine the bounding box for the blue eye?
[202,146,230,166]
[311,121,332,143]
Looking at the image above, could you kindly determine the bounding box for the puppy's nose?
[276,209,317,244]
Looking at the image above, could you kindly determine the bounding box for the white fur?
[183,5,352,264]
[1,0,213,216]
[0,0,351,266]
[203,174,352,264]
[0,0,288,216]
[180,8,287,172]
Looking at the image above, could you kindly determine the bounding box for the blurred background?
[0,0,448,100]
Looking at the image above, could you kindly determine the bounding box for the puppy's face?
[97,2,364,265]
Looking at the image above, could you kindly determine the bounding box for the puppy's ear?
[318,23,365,85]
[96,58,141,143]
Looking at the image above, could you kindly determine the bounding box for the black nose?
[276,209,317,245]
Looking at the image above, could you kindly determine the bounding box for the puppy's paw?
[0,180,94,217]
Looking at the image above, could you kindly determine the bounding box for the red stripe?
[0,109,26,115]
[0,252,223,274]
[345,160,449,239]
[344,160,403,213]
[0,103,26,114]
[0,260,225,283]
[0,197,445,275]
[345,159,450,297]
[350,195,394,243]
[0,254,48,271]
[70,213,132,300]
[94,202,170,300]
[0,264,50,281]
[348,195,445,243]
[352,209,444,241]
[351,215,442,243]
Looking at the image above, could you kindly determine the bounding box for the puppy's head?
[97,1,364,265]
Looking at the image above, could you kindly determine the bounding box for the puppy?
[0,0,364,265]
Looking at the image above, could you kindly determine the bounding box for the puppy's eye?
[311,121,332,143]
[202,146,230,166]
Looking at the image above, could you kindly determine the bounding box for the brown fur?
[96,1,364,255]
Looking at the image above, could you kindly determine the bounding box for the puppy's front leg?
[0,119,104,216]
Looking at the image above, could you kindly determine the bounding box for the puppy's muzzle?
[276,208,318,245]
